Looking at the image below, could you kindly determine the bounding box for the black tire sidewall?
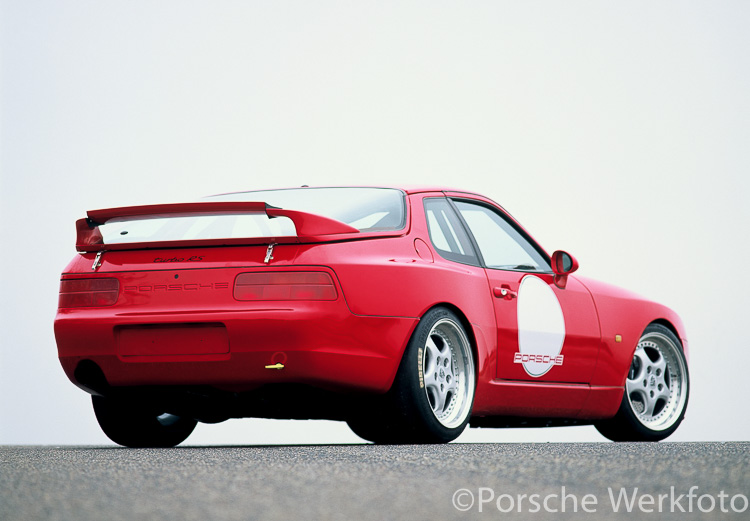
[391,307,476,443]
[92,396,197,448]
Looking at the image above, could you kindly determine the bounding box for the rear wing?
[75,201,359,252]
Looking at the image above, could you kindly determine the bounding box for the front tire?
[92,396,197,448]
[596,324,689,442]
[348,307,476,443]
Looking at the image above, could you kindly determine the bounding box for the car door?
[450,197,601,384]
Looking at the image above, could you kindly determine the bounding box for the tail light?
[234,271,337,301]
[59,278,119,308]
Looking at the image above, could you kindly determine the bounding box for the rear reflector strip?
[59,278,119,308]
[234,271,337,301]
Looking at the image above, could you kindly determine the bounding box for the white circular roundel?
[517,275,566,377]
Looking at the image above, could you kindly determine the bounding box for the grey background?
[1,1,748,445]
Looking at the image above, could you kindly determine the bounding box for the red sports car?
[55,186,689,447]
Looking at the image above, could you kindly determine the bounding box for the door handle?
[493,285,517,300]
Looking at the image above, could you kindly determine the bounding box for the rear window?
[100,187,406,244]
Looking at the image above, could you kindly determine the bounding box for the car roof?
[393,185,481,196]
[215,185,483,196]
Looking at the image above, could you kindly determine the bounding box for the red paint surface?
[55,186,688,422]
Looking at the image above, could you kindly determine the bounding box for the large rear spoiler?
[75,201,359,252]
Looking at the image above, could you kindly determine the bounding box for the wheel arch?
[650,319,682,347]
[419,302,480,380]
[648,317,689,365]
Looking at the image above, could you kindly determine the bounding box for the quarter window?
[424,198,479,265]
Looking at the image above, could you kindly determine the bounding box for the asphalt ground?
[1,442,748,521]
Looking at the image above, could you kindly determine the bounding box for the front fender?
[576,276,688,387]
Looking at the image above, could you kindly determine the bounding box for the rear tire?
[92,396,197,448]
[347,307,476,443]
[596,324,689,442]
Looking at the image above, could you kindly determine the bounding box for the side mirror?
[550,250,579,289]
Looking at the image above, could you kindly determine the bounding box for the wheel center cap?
[649,375,656,387]
[439,368,445,380]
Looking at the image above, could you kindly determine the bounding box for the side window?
[453,200,549,272]
[423,198,479,265]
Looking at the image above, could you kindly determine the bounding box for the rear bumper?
[55,303,418,395]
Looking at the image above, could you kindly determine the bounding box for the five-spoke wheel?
[421,317,475,430]
[596,324,689,441]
